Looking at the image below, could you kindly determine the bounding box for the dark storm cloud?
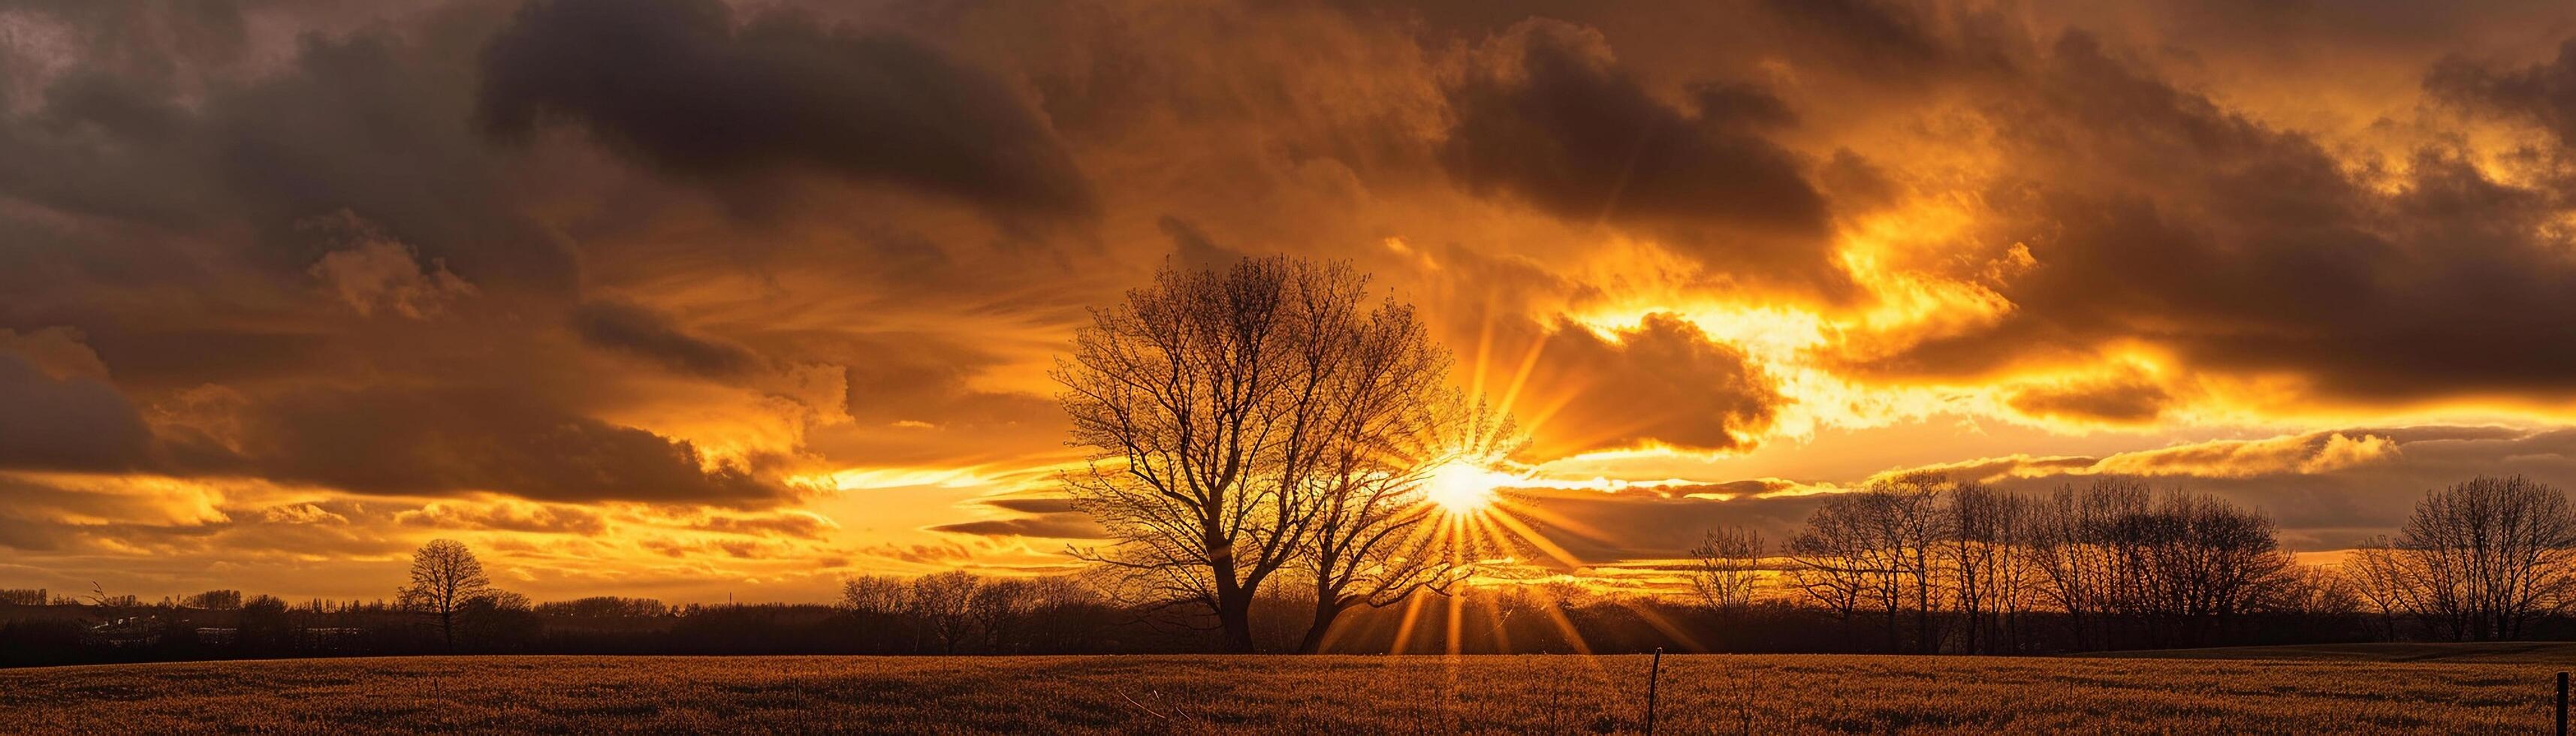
[1441,20,1845,295]
[2430,39,2576,146]
[1516,313,1781,457]
[1158,216,1244,270]
[572,300,761,377]
[1830,32,2576,402]
[210,385,782,505]
[477,0,1094,221]
[0,351,152,472]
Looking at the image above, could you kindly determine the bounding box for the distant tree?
[968,579,1030,652]
[1787,473,1944,653]
[1018,576,1107,652]
[2269,564,2363,617]
[1946,483,2034,654]
[1784,498,1869,626]
[0,589,44,606]
[455,590,538,653]
[535,596,669,618]
[2024,481,2293,649]
[1059,257,1421,652]
[238,595,292,653]
[1687,526,1766,614]
[399,539,493,650]
[186,590,244,610]
[2346,476,2576,641]
[839,575,909,616]
[908,571,979,654]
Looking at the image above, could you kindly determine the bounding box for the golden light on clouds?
[15,0,2576,605]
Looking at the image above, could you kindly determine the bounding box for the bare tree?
[968,578,1031,652]
[2346,537,2424,641]
[2020,481,2294,649]
[909,571,980,654]
[840,575,909,616]
[1786,476,1944,653]
[1292,351,1502,653]
[2346,476,2576,641]
[1946,482,2029,654]
[1876,473,1947,653]
[1785,496,1871,626]
[399,538,493,650]
[1688,525,1766,614]
[1058,256,1442,652]
[2026,478,2149,650]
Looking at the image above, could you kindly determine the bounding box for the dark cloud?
[20,0,2576,596]
[982,497,1080,515]
[478,0,1094,221]
[924,496,1103,539]
[2430,38,2576,146]
[1516,313,1781,457]
[1441,20,1845,296]
[928,516,1107,540]
[0,351,152,472]
[2007,375,2171,424]
[1835,32,2576,403]
[212,26,580,295]
[209,386,781,505]
[572,300,761,377]
[1158,216,1244,270]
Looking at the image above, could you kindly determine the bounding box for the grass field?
[2092,641,2576,664]
[2,652,2566,733]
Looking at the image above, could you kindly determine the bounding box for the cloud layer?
[11,0,2576,601]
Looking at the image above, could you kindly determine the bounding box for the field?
[2,652,2565,733]
[2092,641,2576,664]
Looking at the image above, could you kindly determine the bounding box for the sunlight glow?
[1422,461,1515,513]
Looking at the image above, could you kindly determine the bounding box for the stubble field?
[0,651,2565,733]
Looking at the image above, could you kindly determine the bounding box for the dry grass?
[2090,641,2576,664]
[0,653,2560,733]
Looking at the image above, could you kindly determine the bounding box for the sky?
[11,0,2576,604]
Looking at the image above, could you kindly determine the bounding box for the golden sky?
[11,0,2576,603]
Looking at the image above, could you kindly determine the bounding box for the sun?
[1423,461,1514,513]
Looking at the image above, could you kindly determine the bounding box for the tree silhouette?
[2348,475,2576,641]
[1289,305,1494,653]
[1057,256,1474,652]
[400,538,492,651]
[1688,526,1766,614]
[908,571,979,654]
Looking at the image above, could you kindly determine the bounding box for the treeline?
[1688,472,2576,654]
[14,475,2576,666]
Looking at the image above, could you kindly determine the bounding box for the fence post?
[2556,671,2566,736]
[1648,646,1669,731]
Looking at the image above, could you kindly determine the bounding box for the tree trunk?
[1217,592,1257,653]
[1296,596,1347,654]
